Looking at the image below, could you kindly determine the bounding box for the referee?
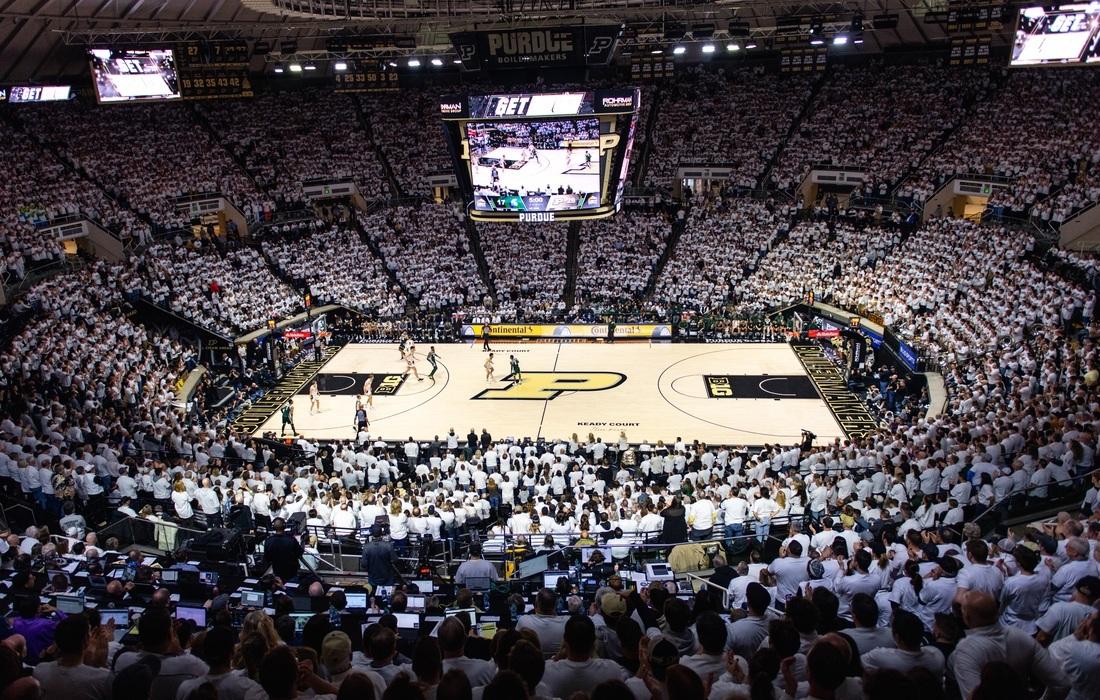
[482,324,491,351]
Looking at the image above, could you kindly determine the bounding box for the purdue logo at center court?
[472,371,625,400]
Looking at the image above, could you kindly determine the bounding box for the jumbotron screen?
[1011,3,1100,66]
[466,117,602,214]
[441,90,640,223]
[89,48,181,103]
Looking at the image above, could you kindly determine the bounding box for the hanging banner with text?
[450,25,620,71]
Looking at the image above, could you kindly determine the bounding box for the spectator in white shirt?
[948,591,1070,700]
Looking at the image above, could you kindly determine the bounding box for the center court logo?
[473,371,625,400]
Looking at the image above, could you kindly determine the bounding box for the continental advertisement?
[459,323,672,339]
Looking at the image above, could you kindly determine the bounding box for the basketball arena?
[0,4,1098,700]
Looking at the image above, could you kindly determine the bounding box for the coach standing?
[262,518,304,581]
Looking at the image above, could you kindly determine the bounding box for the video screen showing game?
[89,48,181,103]
[466,117,601,213]
[1011,4,1100,66]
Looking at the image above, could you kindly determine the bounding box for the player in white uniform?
[405,345,423,382]
[309,381,321,414]
[363,375,374,407]
[485,353,495,381]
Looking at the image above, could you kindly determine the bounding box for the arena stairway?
[188,104,267,196]
[463,219,497,299]
[759,68,830,193]
[631,88,663,187]
[641,213,686,298]
[563,222,581,307]
[349,210,417,305]
[353,95,405,199]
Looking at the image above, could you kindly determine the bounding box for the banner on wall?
[459,323,672,339]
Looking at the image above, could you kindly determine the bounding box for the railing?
[95,514,210,552]
[970,467,1098,533]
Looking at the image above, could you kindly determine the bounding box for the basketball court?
[254,342,869,446]
[471,146,601,199]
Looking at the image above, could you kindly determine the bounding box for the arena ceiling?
[0,0,1008,83]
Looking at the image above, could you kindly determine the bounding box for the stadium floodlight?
[701,43,715,53]
[833,35,849,45]
[650,48,664,54]
[809,37,825,45]
[388,61,398,67]
[273,63,285,73]
[408,58,421,67]
[672,45,687,55]
[303,62,317,71]
[746,42,758,49]
[288,63,303,73]
[333,62,348,71]
[727,43,740,51]
[453,59,463,64]
[431,58,444,66]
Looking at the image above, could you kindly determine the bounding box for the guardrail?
[970,467,1098,533]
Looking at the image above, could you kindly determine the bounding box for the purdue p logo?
[473,371,625,400]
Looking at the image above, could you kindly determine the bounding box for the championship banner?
[450,25,620,71]
[459,323,671,339]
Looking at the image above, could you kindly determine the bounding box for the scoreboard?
[333,69,400,93]
[440,89,640,223]
[176,40,253,100]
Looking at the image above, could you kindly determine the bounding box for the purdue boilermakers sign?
[450,25,620,71]
[790,343,880,439]
[232,347,340,434]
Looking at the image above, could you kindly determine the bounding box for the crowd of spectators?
[0,262,190,501]
[573,213,670,310]
[645,67,812,192]
[650,198,792,313]
[262,225,407,319]
[198,91,390,207]
[0,120,142,278]
[477,222,569,320]
[734,220,900,317]
[771,63,989,194]
[360,205,487,312]
[132,241,301,336]
[363,90,455,196]
[908,68,1100,217]
[20,103,267,234]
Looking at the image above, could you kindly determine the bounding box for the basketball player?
[363,375,374,406]
[509,354,522,383]
[398,333,410,360]
[584,151,593,169]
[309,381,321,415]
[427,346,440,380]
[484,353,495,382]
[491,166,500,185]
[406,345,423,382]
[280,401,296,436]
[528,143,540,165]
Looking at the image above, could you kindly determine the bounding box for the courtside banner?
[460,323,671,339]
[450,25,620,71]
